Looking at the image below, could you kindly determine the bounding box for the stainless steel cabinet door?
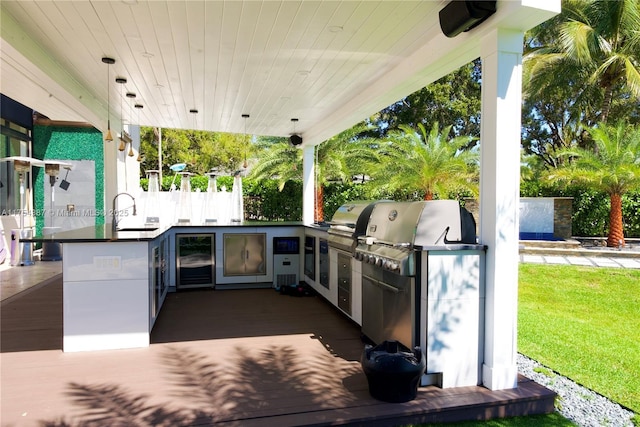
[223,233,266,276]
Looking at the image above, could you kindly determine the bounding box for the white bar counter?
[27,223,307,352]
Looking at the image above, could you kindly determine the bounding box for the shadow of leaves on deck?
[40,343,363,426]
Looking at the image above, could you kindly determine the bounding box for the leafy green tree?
[248,140,301,190]
[523,0,640,163]
[313,124,379,221]
[373,60,482,139]
[249,124,378,221]
[548,122,640,247]
[369,122,478,201]
[139,127,251,177]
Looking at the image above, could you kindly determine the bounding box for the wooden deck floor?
[1,276,556,426]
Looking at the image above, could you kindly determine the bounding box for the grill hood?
[328,200,389,253]
[364,200,476,247]
[355,200,477,276]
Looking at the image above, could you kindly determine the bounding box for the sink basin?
[116,227,159,232]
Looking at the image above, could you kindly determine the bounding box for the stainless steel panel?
[361,262,415,347]
[223,233,266,276]
[304,235,315,279]
[319,239,329,289]
[415,200,463,245]
[337,251,351,314]
[329,201,375,226]
[326,233,354,253]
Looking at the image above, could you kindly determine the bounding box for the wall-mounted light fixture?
[101,57,116,142]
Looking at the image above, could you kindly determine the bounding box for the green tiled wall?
[32,125,104,236]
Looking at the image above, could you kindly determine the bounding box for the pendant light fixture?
[116,76,127,151]
[242,114,249,169]
[126,92,136,157]
[135,104,144,162]
[101,57,116,142]
[189,108,198,131]
[290,118,302,146]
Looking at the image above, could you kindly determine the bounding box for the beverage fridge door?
[176,234,215,289]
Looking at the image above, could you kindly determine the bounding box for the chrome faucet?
[112,192,137,234]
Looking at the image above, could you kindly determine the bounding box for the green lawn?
[417,263,639,427]
[518,263,640,414]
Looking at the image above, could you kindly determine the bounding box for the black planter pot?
[361,340,426,403]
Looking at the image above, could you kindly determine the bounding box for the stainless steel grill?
[355,200,476,276]
[327,200,385,254]
[357,200,477,348]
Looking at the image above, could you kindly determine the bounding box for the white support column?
[302,145,315,225]
[479,28,523,391]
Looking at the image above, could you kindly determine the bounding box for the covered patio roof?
[1,0,562,396]
[2,0,557,147]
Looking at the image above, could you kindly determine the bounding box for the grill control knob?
[388,261,399,271]
[375,257,383,267]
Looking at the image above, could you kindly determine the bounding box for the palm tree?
[250,124,378,222]
[524,0,640,124]
[371,122,478,201]
[313,124,379,221]
[549,122,640,247]
[248,140,301,191]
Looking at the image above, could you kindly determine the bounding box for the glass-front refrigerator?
[176,234,215,289]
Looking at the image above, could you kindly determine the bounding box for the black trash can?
[361,340,426,403]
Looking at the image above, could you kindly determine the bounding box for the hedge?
[140,177,640,238]
[520,180,640,238]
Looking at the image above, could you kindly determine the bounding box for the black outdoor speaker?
[439,1,497,38]
[290,134,303,146]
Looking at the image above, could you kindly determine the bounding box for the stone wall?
[553,198,573,239]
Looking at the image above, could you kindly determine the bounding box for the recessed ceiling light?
[135,104,143,109]
[141,51,154,58]
[126,92,136,98]
[155,83,164,89]
[297,70,310,76]
[328,25,343,33]
[190,109,198,114]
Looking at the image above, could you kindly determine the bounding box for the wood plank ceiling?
[0,1,557,146]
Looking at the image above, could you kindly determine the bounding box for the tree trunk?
[600,83,613,124]
[315,185,324,223]
[607,193,625,248]
[424,191,434,201]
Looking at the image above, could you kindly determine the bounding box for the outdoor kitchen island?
[29,222,306,352]
[30,207,486,391]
